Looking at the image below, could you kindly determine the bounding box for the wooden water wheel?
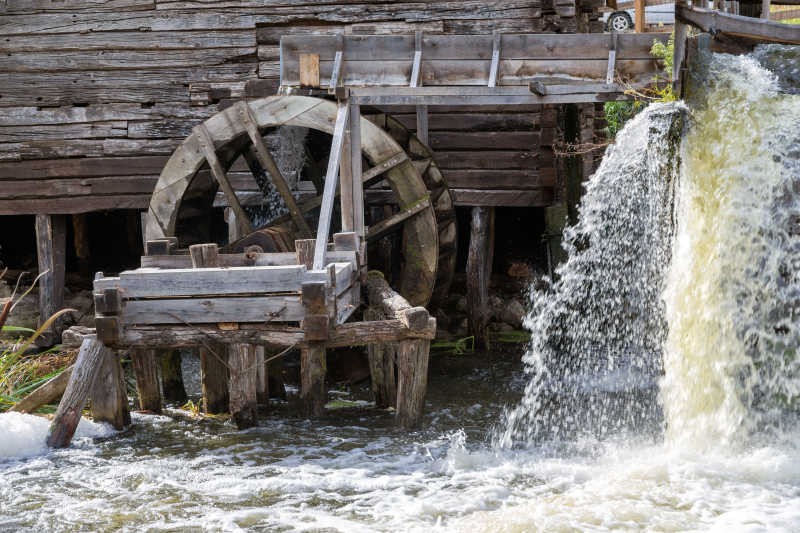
[144,96,442,306]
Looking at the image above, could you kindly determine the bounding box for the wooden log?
[10,364,74,414]
[301,343,327,416]
[466,206,495,351]
[131,348,161,413]
[89,348,130,430]
[34,214,66,346]
[227,343,258,429]
[47,336,105,449]
[394,339,430,429]
[200,345,229,414]
[160,350,188,404]
[366,271,430,331]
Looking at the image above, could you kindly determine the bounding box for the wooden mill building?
[0,0,618,348]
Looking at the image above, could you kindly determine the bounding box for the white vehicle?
[600,1,675,32]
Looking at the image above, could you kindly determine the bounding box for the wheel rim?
[611,16,630,32]
[146,96,439,306]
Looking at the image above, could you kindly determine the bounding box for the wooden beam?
[329,35,344,91]
[34,214,66,346]
[366,198,430,242]
[762,0,772,18]
[237,102,313,238]
[10,365,74,414]
[47,336,106,448]
[193,123,253,237]
[313,100,349,271]
[606,32,618,85]
[131,348,161,413]
[350,102,365,241]
[228,343,258,429]
[340,101,355,233]
[676,4,800,44]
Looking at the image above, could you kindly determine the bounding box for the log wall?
[0,0,604,214]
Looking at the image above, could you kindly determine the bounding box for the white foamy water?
[2,48,800,532]
[0,412,114,459]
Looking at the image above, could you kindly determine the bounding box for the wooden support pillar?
[301,343,327,416]
[35,214,66,346]
[160,350,187,404]
[255,346,269,405]
[131,348,162,413]
[200,345,229,414]
[300,281,329,416]
[72,213,90,278]
[228,343,258,429]
[47,336,106,448]
[761,0,771,19]
[466,206,495,351]
[366,271,432,426]
[90,348,130,430]
[189,242,231,414]
[395,339,430,428]
[364,307,397,408]
[634,0,646,32]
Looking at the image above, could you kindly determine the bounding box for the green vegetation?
[604,32,677,139]
[0,270,76,412]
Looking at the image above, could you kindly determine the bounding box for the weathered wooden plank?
[114,318,436,348]
[451,188,554,207]
[0,155,168,178]
[200,345,229,414]
[392,112,543,131]
[443,169,555,189]
[0,30,256,52]
[0,12,255,35]
[0,194,154,214]
[0,104,220,128]
[0,138,182,161]
[0,122,128,142]
[121,295,304,325]
[1,47,257,73]
[435,150,539,169]
[430,131,540,150]
[131,348,161,412]
[394,339,430,428]
[1,0,155,15]
[280,33,666,63]
[113,265,306,298]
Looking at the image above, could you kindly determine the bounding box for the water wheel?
[144,96,442,306]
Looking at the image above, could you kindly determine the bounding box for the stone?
[455,295,468,313]
[499,298,526,329]
[454,317,469,336]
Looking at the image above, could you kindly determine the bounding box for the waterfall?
[499,45,800,451]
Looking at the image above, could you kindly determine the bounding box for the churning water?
[2,47,800,532]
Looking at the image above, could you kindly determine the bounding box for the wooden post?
[349,102,365,241]
[131,348,162,413]
[301,280,329,416]
[228,343,258,429]
[366,271,432,426]
[72,213,90,278]
[160,350,187,404]
[90,348,130,430]
[340,100,355,233]
[189,243,230,414]
[635,0,646,32]
[395,339,430,428]
[255,346,269,405]
[466,206,495,351]
[200,345,229,414]
[47,336,106,448]
[761,0,771,19]
[364,307,397,408]
[296,239,316,269]
[35,214,66,346]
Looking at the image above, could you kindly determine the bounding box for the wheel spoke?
[367,197,430,242]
